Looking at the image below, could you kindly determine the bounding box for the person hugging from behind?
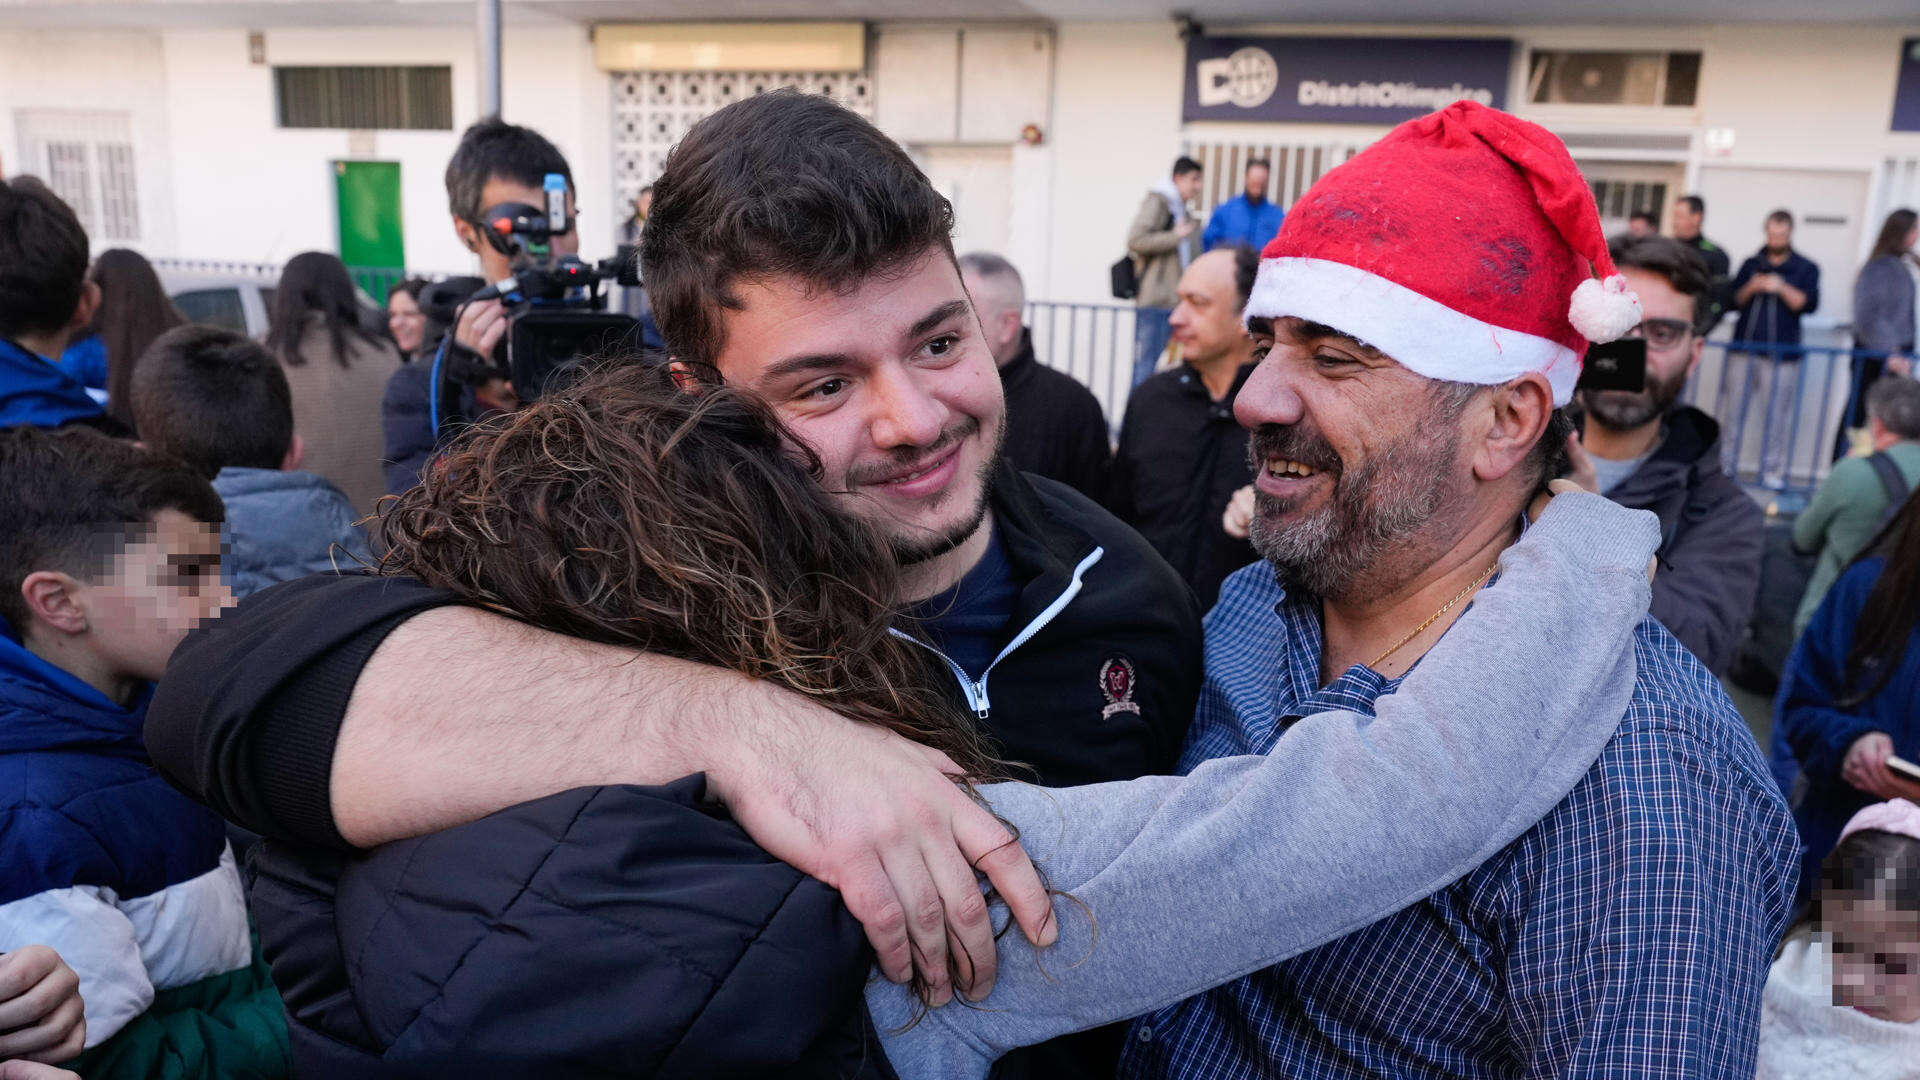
[1759,798,1920,1078]
[132,325,372,600]
[0,178,112,434]
[1781,484,1920,901]
[0,426,287,1079]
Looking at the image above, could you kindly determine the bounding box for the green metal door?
[334,160,404,271]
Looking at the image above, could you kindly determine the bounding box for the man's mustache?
[1248,423,1342,476]
[843,416,981,487]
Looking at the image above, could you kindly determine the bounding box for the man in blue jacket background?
[1201,158,1284,254]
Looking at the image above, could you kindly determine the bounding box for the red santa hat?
[1248,100,1641,406]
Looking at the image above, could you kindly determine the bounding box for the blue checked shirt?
[1120,564,1801,1080]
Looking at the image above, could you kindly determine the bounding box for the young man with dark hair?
[957,251,1111,501]
[0,177,108,432]
[0,426,288,1078]
[1569,235,1764,676]
[1626,210,1659,238]
[1201,158,1284,254]
[1725,208,1822,487]
[380,116,581,494]
[131,325,370,599]
[1111,244,1261,607]
[156,88,1202,1078]
[1126,155,1204,387]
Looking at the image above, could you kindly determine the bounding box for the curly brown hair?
[376,361,1002,782]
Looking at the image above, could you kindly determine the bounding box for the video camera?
[425,172,642,434]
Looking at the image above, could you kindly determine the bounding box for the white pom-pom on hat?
[1568,274,1643,344]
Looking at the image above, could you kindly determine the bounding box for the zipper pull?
[972,680,991,720]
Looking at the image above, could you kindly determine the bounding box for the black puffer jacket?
[247,777,894,1079]
[1590,405,1764,676]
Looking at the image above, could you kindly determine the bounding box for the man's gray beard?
[1579,365,1687,432]
[1248,423,1462,602]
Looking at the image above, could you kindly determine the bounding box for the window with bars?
[274,66,453,130]
[1181,138,1368,215]
[14,111,142,242]
[1589,179,1669,222]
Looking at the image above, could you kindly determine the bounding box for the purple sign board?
[1894,38,1920,132]
[1184,36,1514,126]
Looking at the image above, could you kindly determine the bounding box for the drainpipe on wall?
[479,0,502,118]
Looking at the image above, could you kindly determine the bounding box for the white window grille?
[1181,138,1369,215]
[610,70,875,215]
[14,110,141,242]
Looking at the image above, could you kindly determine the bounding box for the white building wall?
[1043,21,1186,304]
[0,29,179,255]
[155,25,612,274]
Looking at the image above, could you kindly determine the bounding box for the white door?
[1695,165,1871,326]
[919,145,1014,262]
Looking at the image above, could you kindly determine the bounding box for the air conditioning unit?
[1528,51,1671,107]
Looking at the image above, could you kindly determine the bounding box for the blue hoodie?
[0,630,287,1077]
[0,336,104,430]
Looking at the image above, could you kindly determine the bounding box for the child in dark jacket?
[0,427,288,1078]
[1780,485,1920,901]
[131,326,371,599]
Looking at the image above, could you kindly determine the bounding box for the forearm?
[1779,283,1808,313]
[870,493,1658,1067]
[332,605,777,846]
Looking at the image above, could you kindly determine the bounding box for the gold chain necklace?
[1367,560,1501,672]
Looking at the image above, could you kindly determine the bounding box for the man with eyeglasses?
[1568,236,1764,676]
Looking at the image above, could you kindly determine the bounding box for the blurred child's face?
[79,510,230,683]
[1829,894,1920,1023]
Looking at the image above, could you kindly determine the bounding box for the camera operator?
[380,118,580,496]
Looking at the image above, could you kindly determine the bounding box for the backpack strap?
[1866,451,1910,507]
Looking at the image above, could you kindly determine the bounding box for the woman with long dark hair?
[1782,483,1920,898]
[244,360,1663,1077]
[265,251,402,514]
[56,248,184,426]
[1840,208,1919,458]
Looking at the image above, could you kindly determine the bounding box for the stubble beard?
[1247,419,1463,603]
[868,414,1005,568]
[1580,363,1687,432]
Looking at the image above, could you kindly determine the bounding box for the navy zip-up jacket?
[1778,555,1920,900]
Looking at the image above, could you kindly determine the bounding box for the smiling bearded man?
[1123,101,1803,1080]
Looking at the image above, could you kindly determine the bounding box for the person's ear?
[280,433,305,472]
[667,360,701,392]
[453,215,481,254]
[1472,373,1555,483]
[20,571,89,636]
[1686,334,1705,378]
[66,280,101,333]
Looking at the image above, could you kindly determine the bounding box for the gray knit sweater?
[868,491,1661,1078]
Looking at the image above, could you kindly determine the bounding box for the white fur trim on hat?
[1245,257,1583,406]
[1569,274,1644,343]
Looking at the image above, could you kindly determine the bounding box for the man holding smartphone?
[1567,235,1765,677]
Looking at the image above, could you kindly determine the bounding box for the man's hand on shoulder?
[705,690,1056,1005]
